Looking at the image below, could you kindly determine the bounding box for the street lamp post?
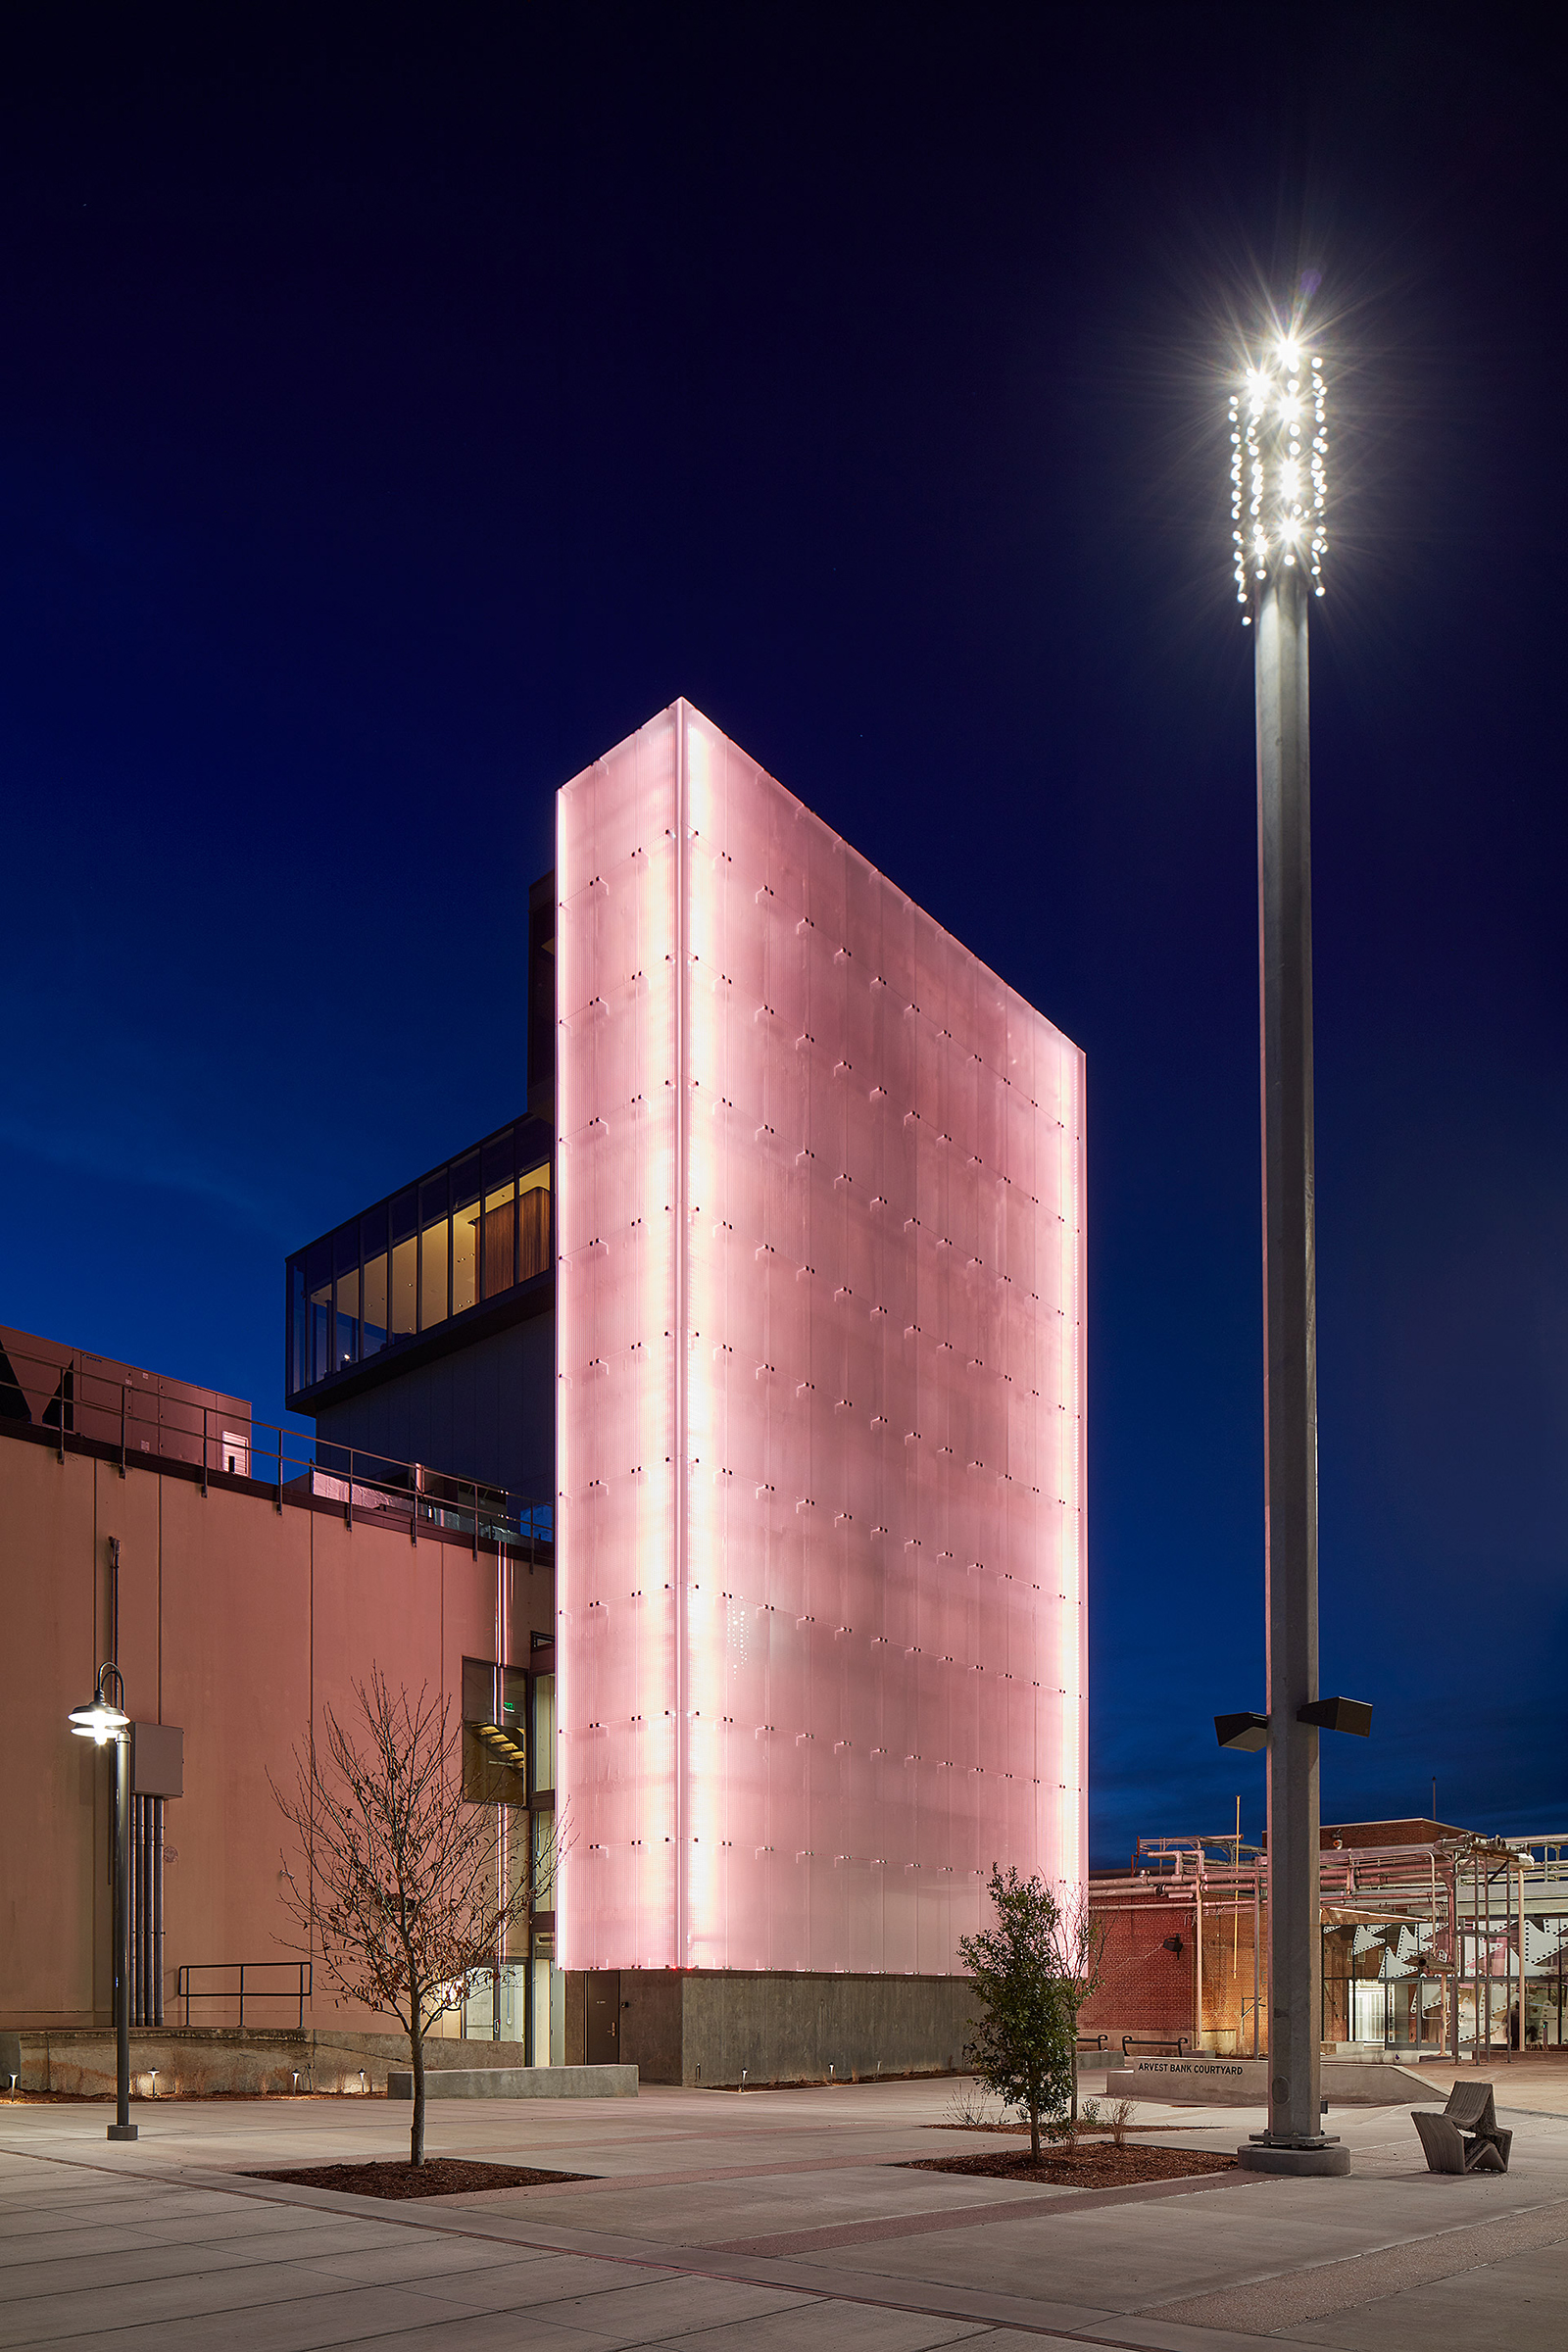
[1228,318,1348,2176]
[69,1667,138,2142]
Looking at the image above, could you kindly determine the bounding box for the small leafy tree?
[958,1865,1076,2159]
[271,1670,565,2166]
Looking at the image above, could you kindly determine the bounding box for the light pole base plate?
[107,2124,139,2142]
[1238,2140,1348,2177]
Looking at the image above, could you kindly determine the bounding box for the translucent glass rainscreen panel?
[558,710,681,1969]
[558,702,1086,1976]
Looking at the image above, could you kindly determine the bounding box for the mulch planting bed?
[906,2142,1237,2189]
[245,2159,595,2199]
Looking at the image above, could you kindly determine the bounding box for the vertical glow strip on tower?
[1229,327,1329,621]
[556,710,683,1970]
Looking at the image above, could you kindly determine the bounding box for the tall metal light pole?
[1229,320,1350,2175]
[69,1667,138,2142]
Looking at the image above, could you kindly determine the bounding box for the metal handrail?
[0,1335,552,1553]
[176,1960,313,2030]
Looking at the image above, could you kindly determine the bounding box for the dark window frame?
[284,1115,553,1406]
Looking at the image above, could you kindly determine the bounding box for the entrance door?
[585,1971,620,2064]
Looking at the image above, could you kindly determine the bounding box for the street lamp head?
[69,1664,128,1744]
[1228,312,1328,622]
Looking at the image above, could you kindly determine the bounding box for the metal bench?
[1121,2034,1189,2058]
[1075,2034,1108,2055]
[1413,2080,1512,2175]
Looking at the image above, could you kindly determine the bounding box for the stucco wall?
[315,1308,555,1499]
[0,1427,552,2030]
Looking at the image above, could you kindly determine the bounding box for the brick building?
[1084,1825,1568,2057]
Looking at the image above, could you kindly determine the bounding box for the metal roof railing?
[0,1334,551,1558]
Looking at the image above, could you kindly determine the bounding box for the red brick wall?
[1083,1898,1196,2035]
[1083,1884,1266,2047]
[1317,1819,1469,1849]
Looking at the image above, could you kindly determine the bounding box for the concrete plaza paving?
[2,2073,1566,2350]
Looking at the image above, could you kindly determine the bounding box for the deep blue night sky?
[2,7,1562,1866]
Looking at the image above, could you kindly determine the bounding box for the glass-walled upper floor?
[287,1113,552,1403]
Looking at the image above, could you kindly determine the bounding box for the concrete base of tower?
[1238,2138,1351,2176]
[565,1967,979,2088]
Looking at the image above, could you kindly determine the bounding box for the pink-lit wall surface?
[557,703,1086,1975]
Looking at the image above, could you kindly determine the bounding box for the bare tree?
[1051,1887,1107,2131]
[271,1669,565,2166]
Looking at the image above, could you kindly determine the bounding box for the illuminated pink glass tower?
[556,702,1085,1979]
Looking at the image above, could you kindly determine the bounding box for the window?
[531,1935,564,2065]
[532,1807,558,1909]
[333,1223,360,1371]
[499,1661,526,1744]
[481,1127,514,1196]
[390,1190,416,1337]
[361,1206,388,1358]
[519,1160,551,1282]
[307,1240,331,1386]
[532,1673,556,1794]
[286,1117,553,1398]
[506,1820,530,1952]
[452,1155,480,1317]
[481,1182,514,1298]
[419,1173,449,1329]
[461,1657,527,1805]
[289,1259,308,1394]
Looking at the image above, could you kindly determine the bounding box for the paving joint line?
[7,2137,1568,2352]
[0,2144,1331,2352]
[1134,2185,1568,2316]
[0,2218,871,2352]
[0,2221,521,2308]
[709,2166,1268,2254]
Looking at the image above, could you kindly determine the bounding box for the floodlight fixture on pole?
[1216,1698,1371,1754]
[68,1665,137,2142]
[1226,299,1350,2177]
[1298,1696,1372,1739]
[1229,333,1328,624]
